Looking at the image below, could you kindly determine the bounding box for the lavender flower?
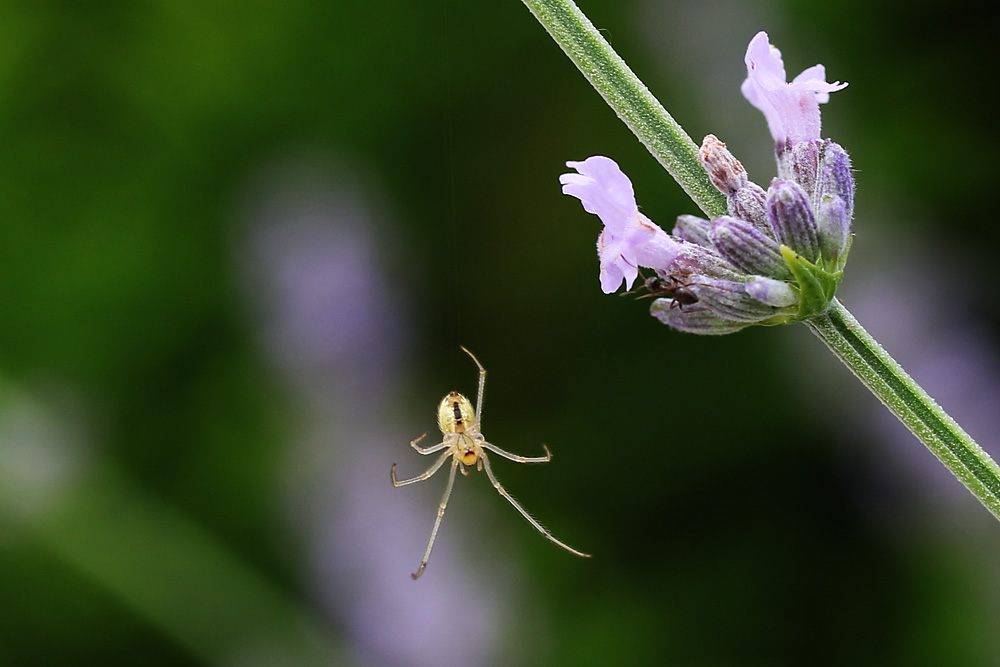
[741,31,847,147]
[562,153,796,334]
[559,156,680,294]
[561,32,855,335]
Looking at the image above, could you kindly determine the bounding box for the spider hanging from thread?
[391,346,590,579]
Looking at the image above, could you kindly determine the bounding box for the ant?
[623,272,706,312]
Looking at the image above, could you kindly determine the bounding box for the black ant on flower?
[623,271,707,312]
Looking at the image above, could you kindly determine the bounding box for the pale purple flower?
[741,31,847,145]
[559,33,854,335]
[560,156,680,293]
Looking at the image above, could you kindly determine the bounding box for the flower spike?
[561,32,852,332]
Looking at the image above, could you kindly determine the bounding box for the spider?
[391,346,590,579]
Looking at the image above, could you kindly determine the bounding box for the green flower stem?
[521,0,1000,519]
[519,0,727,218]
[806,301,1000,519]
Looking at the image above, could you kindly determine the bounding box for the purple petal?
[741,31,847,145]
[560,156,638,236]
[744,32,788,92]
[792,65,845,104]
[562,156,681,293]
[596,230,634,294]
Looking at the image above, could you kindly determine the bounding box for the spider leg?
[410,432,449,455]
[412,458,460,580]
[460,346,487,428]
[481,442,552,464]
[479,452,590,558]
[391,450,451,487]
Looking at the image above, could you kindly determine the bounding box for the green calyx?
[780,244,845,322]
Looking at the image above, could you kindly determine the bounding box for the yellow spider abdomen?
[437,391,475,435]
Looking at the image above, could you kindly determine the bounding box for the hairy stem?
[806,301,1000,520]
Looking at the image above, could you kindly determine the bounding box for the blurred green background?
[2,1,999,665]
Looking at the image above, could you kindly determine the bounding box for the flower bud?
[745,276,797,307]
[709,216,791,279]
[815,197,849,263]
[727,182,770,234]
[699,134,747,195]
[810,142,854,263]
[817,142,854,217]
[649,276,793,334]
[767,179,819,261]
[667,241,745,282]
[776,139,822,198]
[672,214,713,247]
[686,278,786,323]
[650,299,749,335]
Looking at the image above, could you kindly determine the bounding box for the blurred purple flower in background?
[236,155,523,666]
